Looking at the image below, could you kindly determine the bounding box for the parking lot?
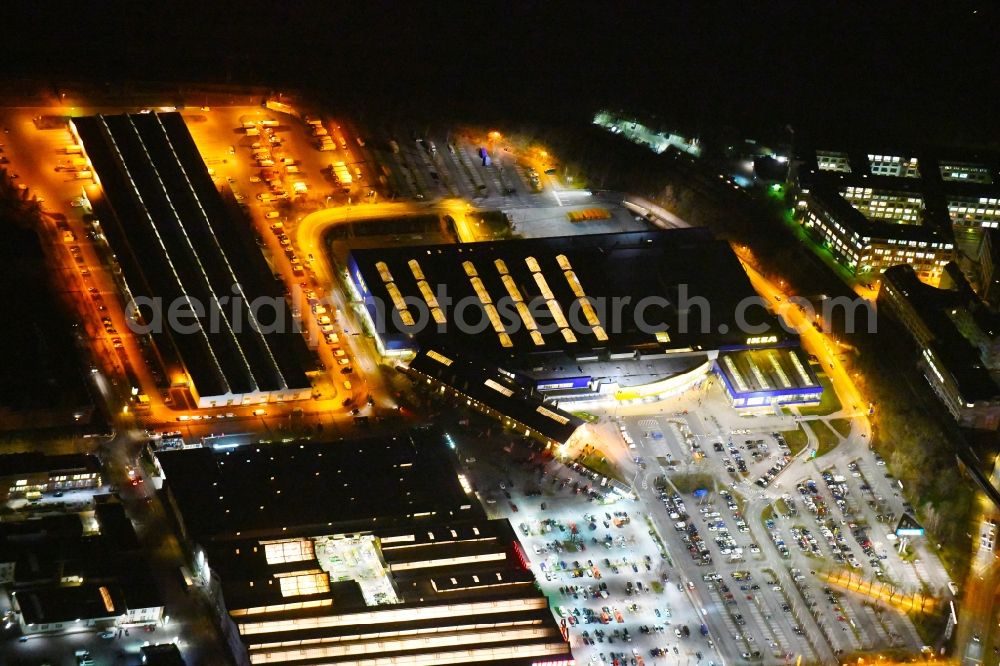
[653,481,820,663]
[611,381,941,663]
[436,358,953,666]
[452,430,724,666]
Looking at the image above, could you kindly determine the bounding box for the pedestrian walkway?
[820,569,937,613]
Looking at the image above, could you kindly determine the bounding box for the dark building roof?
[0,213,94,419]
[0,514,84,543]
[156,429,569,665]
[408,348,583,443]
[72,112,310,399]
[805,183,945,242]
[0,453,101,479]
[16,580,161,625]
[157,428,479,543]
[0,510,143,587]
[140,643,186,666]
[348,228,790,364]
[117,579,165,612]
[16,583,123,625]
[882,264,1000,402]
[94,498,140,551]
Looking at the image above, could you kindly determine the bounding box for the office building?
[879,263,1000,429]
[794,147,1000,279]
[2,499,164,635]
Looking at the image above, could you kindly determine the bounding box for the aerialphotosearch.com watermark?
[122,283,877,345]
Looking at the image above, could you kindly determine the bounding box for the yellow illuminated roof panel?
[407,259,426,281]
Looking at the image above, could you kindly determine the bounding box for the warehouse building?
[156,429,571,666]
[71,112,312,408]
[347,228,790,361]
[346,228,819,431]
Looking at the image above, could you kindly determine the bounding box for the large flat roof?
[73,112,310,400]
[17,584,123,625]
[209,519,526,611]
[209,519,569,666]
[348,228,790,363]
[0,453,101,478]
[0,507,142,586]
[16,580,160,625]
[0,216,93,421]
[157,428,478,542]
[156,429,570,664]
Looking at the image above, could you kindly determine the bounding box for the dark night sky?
[4,1,998,145]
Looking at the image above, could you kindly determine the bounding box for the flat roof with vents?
[157,431,570,666]
[205,518,568,666]
[72,112,311,406]
[347,228,788,363]
[715,348,822,405]
[157,428,476,542]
